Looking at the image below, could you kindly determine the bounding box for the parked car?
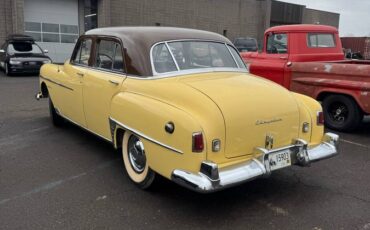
[36,27,338,193]
[241,25,370,132]
[0,34,51,76]
[233,37,258,52]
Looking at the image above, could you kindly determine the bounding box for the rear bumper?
[171,133,339,193]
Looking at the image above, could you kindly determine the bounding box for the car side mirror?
[0,49,5,54]
[44,49,49,53]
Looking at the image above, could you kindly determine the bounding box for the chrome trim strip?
[56,109,112,143]
[40,75,74,91]
[110,117,183,154]
[225,43,241,68]
[165,42,180,71]
[127,68,248,80]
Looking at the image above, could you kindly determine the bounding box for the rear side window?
[73,39,92,66]
[307,34,336,48]
[95,39,124,72]
[152,43,177,73]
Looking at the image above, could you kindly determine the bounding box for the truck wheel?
[323,95,362,132]
[122,131,156,189]
[49,98,64,127]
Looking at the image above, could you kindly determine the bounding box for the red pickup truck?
[241,24,370,132]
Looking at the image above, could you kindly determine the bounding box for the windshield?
[151,41,246,74]
[7,42,43,55]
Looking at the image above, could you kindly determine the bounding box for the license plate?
[268,151,291,171]
[29,61,37,65]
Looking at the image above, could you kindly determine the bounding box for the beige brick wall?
[0,0,24,45]
[107,0,270,43]
[303,8,340,28]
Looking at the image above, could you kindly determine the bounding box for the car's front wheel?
[5,63,11,76]
[49,98,64,127]
[122,131,156,189]
[323,94,362,132]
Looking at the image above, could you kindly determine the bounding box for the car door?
[58,37,93,127]
[251,33,289,85]
[83,37,126,139]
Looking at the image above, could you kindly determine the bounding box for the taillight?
[317,111,324,125]
[192,132,204,152]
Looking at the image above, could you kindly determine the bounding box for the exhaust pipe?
[35,92,43,100]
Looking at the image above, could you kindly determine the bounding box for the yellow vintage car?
[36,27,339,193]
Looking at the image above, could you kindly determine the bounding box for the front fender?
[110,92,206,179]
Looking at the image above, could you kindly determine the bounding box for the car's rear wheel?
[49,98,64,127]
[122,131,156,189]
[323,94,362,132]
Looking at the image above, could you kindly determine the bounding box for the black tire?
[122,131,156,189]
[5,63,11,76]
[322,94,362,132]
[49,98,64,127]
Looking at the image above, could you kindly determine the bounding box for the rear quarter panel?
[110,92,206,179]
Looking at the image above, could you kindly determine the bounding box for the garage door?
[23,0,79,63]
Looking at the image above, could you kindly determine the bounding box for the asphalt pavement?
[0,72,369,230]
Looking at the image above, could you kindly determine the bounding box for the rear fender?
[110,92,206,179]
[292,93,324,146]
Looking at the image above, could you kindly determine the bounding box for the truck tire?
[322,95,362,132]
[49,98,64,127]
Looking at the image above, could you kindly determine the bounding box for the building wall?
[303,8,340,28]
[106,0,270,43]
[0,0,24,46]
[23,0,79,62]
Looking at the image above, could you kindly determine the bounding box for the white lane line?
[362,223,370,230]
[340,139,369,149]
[258,200,289,216]
[0,126,50,149]
[0,160,116,206]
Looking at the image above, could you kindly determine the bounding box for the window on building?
[73,39,92,66]
[84,0,98,31]
[307,33,336,48]
[266,33,288,54]
[24,21,79,44]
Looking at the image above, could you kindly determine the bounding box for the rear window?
[7,42,43,54]
[307,33,336,48]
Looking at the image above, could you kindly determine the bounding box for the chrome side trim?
[172,132,339,193]
[56,109,112,143]
[109,117,183,154]
[127,68,248,80]
[40,75,74,91]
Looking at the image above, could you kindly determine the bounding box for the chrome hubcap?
[330,103,348,123]
[127,135,146,174]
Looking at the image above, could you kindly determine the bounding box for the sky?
[279,0,370,37]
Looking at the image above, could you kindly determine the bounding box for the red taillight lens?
[317,111,324,125]
[192,132,204,152]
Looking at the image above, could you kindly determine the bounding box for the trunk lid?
[181,72,300,158]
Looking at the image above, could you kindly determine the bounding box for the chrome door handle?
[76,72,84,77]
[280,56,287,60]
[109,80,119,85]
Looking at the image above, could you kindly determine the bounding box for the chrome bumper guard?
[171,133,339,193]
